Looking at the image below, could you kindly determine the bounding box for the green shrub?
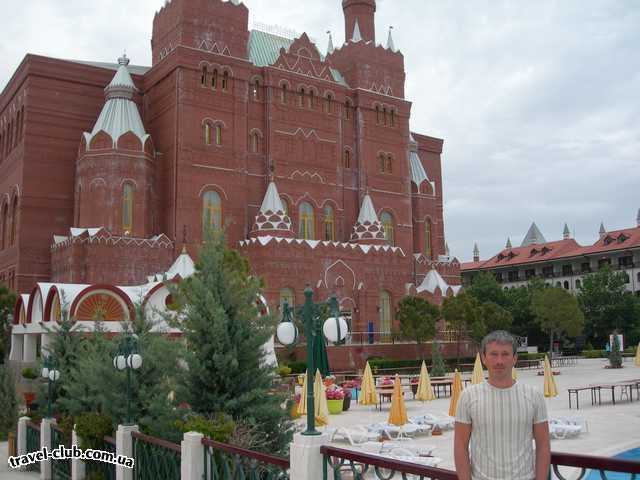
[175,413,235,443]
[75,413,114,450]
[0,366,18,441]
[516,353,545,361]
[21,367,39,380]
[287,361,307,374]
[277,365,292,377]
[582,349,607,358]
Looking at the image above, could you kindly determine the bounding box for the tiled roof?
[462,226,640,272]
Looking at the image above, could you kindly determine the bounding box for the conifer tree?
[175,232,293,454]
[0,365,18,439]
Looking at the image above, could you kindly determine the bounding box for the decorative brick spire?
[563,223,571,239]
[505,237,512,249]
[343,0,376,44]
[250,180,294,238]
[473,243,480,262]
[599,222,606,239]
[350,192,386,244]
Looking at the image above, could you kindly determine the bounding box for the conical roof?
[599,222,606,235]
[357,193,379,224]
[166,246,195,279]
[563,223,571,239]
[260,181,286,214]
[84,54,148,148]
[521,222,546,246]
[350,192,386,243]
[386,27,396,51]
[327,31,335,54]
[351,19,363,42]
[506,238,512,249]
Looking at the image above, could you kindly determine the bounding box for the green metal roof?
[247,30,349,87]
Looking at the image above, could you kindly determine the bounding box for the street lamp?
[275,286,349,435]
[41,355,60,418]
[113,330,142,425]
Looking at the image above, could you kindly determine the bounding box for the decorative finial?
[118,52,130,66]
[506,237,512,249]
[473,242,480,262]
[326,30,334,54]
[563,223,571,240]
[599,221,606,238]
[386,26,396,52]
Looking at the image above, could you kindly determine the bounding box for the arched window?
[222,71,229,91]
[343,149,351,169]
[299,88,305,108]
[211,69,218,89]
[308,89,315,109]
[345,100,352,120]
[280,288,295,312]
[281,84,287,104]
[250,132,260,153]
[325,93,333,114]
[563,281,570,289]
[376,105,381,124]
[424,219,432,259]
[390,109,395,127]
[204,122,212,145]
[298,202,315,239]
[10,198,17,246]
[323,205,335,241]
[201,66,208,87]
[385,155,393,174]
[122,184,134,232]
[202,191,222,233]
[555,281,561,288]
[280,197,289,217]
[381,212,395,245]
[1,203,7,250]
[379,290,392,340]
[215,125,222,145]
[383,107,388,125]
[252,79,260,100]
[378,154,387,173]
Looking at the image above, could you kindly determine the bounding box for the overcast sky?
[2,0,638,261]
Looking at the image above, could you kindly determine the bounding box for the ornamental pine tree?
[431,341,447,377]
[0,365,18,440]
[175,232,293,454]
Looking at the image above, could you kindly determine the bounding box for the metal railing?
[85,435,116,480]
[51,424,72,480]
[321,446,640,480]
[202,438,290,479]
[132,431,181,480]
[25,421,41,473]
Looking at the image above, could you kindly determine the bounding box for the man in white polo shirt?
[454,330,550,480]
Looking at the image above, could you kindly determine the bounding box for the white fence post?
[17,416,30,456]
[71,427,85,480]
[180,431,204,480]
[40,417,56,480]
[115,424,139,480]
[289,432,330,480]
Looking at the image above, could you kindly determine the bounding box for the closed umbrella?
[314,370,330,426]
[360,362,379,405]
[388,374,408,427]
[312,329,331,377]
[635,344,640,367]
[448,369,464,417]
[415,360,435,401]
[471,352,484,385]
[543,355,558,398]
[296,370,308,416]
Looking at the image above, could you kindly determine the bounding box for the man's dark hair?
[481,330,518,355]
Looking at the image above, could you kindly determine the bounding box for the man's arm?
[533,421,551,480]
[454,421,472,480]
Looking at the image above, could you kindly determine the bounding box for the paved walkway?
[0,441,39,479]
[303,357,640,470]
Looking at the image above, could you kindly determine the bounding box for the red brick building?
[1,0,460,355]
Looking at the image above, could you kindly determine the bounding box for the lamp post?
[113,330,142,425]
[41,355,60,418]
[276,286,349,435]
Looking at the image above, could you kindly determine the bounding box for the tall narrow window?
[1,203,7,250]
[343,149,351,169]
[204,123,212,145]
[385,155,393,174]
[323,205,335,241]
[211,69,218,89]
[376,105,381,124]
[383,107,388,125]
[424,219,432,259]
[222,71,229,91]
[252,79,260,100]
[16,110,22,143]
[379,290,392,341]
[250,132,259,153]
[281,84,287,104]
[10,198,17,246]
[299,88,305,108]
[379,154,386,173]
[298,202,315,240]
[308,90,315,109]
[325,94,333,114]
[201,66,208,87]
[381,212,394,246]
[345,100,352,119]
[215,125,222,145]
[390,109,395,126]
[122,184,134,233]
[202,191,222,233]
[280,197,289,217]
